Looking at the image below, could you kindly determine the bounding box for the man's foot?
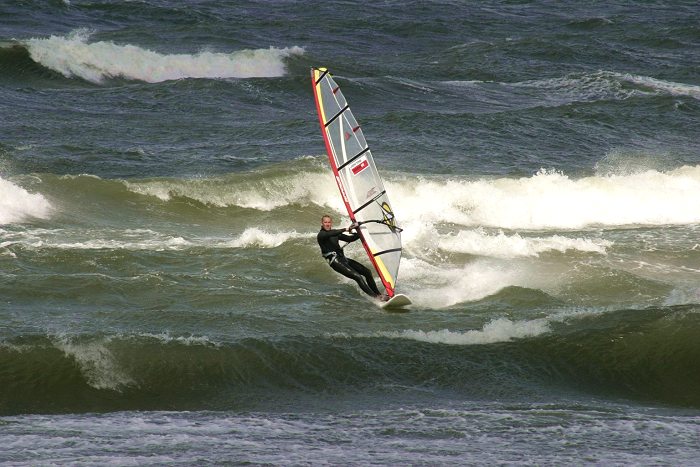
[376,293,390,302]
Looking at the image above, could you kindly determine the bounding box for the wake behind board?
[380,293,412,309]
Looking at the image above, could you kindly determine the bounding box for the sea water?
[1,1,700,464]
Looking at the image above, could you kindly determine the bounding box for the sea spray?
[0,177,52,224]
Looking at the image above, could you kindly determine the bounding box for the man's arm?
[338,232,359,243]
[317,228,347,242]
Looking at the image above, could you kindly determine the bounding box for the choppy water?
[2,1,700,465]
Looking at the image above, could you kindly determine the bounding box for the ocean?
[2,1,700,464]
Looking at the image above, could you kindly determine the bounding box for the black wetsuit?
[317,228,381,297]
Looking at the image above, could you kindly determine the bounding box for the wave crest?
[391,165,700,230]
[376,317,552,345]
[24,30,304,83]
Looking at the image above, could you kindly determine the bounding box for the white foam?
[228,228,308,248]
[512,71,643,101]
[513,70,700,101]
[0,228,192,251]
[25,29,304,83]
[129,332,221,347]
[663,286,700,307]
[447,71,700,106]
[2,408,698,466]
[0,177,52,224]
[396,257,525,308]
[54,336,134,391]
[434,227,610,257]
[0,227,308,251]
[614,72,700,100]
[53,236,190,250]
[379,317,551,345]
[389,166,700,230]
[367,308,603,345]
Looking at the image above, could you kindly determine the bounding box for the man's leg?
[346,258,381,296]
[330,258,379,297]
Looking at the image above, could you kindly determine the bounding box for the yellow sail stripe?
[313,68,328,124]
[372,252,395,289]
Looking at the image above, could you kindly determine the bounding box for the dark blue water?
[2,1,700,464]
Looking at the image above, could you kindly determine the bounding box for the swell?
[1,305,698,415]
[345,70,700,119]
[529,305,700,408]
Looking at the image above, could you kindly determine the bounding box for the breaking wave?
[19,30,304,84]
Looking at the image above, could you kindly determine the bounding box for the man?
[317,214,387,300]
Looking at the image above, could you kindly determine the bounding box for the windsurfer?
[317,215,387,301]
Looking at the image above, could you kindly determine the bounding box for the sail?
[311,67,402,297]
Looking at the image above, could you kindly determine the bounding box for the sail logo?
[336,175,349,203]
[351,156,369,175]
[344,125,360,141]
[380,202,397,229]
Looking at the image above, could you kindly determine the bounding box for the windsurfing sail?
[311,67,403,298]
